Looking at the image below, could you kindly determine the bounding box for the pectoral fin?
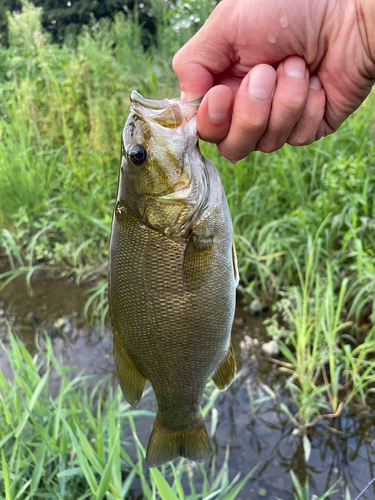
[113,327,147,408]
[211,343,236,390]
[183,231,214,291]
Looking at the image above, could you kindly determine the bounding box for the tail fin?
[146,414,210,468]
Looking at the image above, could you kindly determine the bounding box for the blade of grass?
[150,468,180,500]
[1,449,11,500]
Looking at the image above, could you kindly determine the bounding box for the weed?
[265,231,375,426]
[276,471,338,500]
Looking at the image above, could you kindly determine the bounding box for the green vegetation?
[277,471,338,500]
[264,234,375,426]
[0,0,213,273]
[1,0,375,497]
[0,333,257,499]
[1,0,212,45]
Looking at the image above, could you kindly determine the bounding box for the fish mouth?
[130,90,203,109]
[130,91,202,129]
[130,90,171,110]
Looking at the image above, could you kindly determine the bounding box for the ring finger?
[217,64,277,163]
[256,56,309,153]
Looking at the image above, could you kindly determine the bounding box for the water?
[1,267,375,499]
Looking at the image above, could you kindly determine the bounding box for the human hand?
[173,0,375,162]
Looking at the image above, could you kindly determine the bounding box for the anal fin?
[113,328,147,408]
[211,343,236,390]
[146,414,210,468]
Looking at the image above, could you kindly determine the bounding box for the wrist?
[356,0,375,72]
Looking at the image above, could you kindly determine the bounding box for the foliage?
[33,0,159,44]
[276,471,338,500]
[0,333,256,499]
[0,0,213,272]
[265,240,375,426]
[2,0,219,46]
[8,0,43,47]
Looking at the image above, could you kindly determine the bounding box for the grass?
[1,0,375,302]
[264,229,375,427]
[278,471,338,500]
[0,332,258,499]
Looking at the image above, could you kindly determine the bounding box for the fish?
[108,90,239,467]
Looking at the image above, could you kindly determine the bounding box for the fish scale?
[109,92,238,467]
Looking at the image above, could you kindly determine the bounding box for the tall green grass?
[265,231,375,426]
[0,333,257,499]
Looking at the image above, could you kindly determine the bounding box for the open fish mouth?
[130,90,202,129]
[130,90,203,109]
[131,90,172,110]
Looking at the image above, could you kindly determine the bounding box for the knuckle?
[216,109,269,161]
[236,113,267,133]
[256,140,282,153]
[200,132,222,144]
[288,134,312,147]
[198,122,228,145]
[288,116,322,145]
[256,131,285,153]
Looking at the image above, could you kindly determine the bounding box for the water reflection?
[1,270,375,499]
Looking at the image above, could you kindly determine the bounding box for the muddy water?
[1,270,375,500]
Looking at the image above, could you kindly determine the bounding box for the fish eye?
[128,144,147,166]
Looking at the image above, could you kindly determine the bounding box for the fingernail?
[247,65,276,101]
[284,56,306,79]
[309,75,322,90]
[208,91,232,121]
[180,91,187,103]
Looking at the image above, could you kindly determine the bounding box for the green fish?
[109,91,238,467]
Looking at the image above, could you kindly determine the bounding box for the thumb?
[172,7,232,101]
